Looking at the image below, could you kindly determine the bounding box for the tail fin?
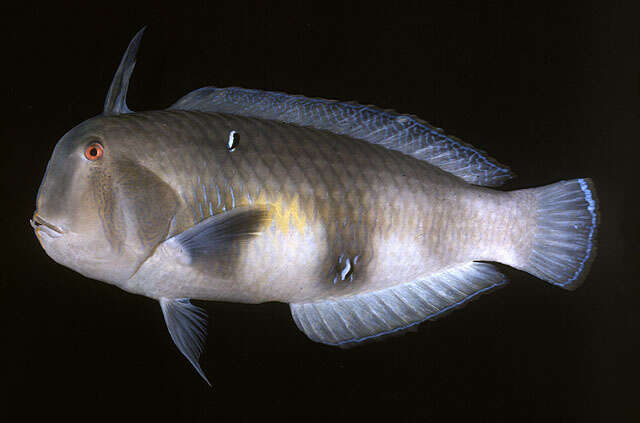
[521,178,598,290]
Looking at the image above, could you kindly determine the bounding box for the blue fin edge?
[170,86,513,185]
[327,276,507,346]
[553,178,598,288]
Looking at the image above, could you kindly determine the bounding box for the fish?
[32,28,599,385]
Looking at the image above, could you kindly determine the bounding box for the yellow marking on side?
[241,190,309,234]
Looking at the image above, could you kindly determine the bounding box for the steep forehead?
[40,115,130,202]
[54,114,150,155]
[51,117,102,155]
[69,114,130,141]
[80,112,180,145]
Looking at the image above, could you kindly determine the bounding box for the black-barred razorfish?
[32,28,599,385]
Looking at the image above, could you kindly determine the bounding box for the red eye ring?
[84,142,104,161]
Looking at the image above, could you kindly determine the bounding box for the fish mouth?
[31,212,64,238]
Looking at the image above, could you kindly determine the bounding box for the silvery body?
[32,29,599,384]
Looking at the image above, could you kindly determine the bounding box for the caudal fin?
[521,178,598,290]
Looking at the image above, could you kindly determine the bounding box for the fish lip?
[31,212,65,236]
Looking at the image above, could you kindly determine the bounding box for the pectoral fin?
[159,298,211,386]
[166,207,268,266]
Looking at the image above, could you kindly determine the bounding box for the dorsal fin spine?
[103,26,146,116]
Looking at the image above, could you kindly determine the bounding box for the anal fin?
[290,262,506,346]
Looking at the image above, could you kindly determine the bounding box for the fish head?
[33,115,179,286]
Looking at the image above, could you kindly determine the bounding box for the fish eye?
[84,142,104,161]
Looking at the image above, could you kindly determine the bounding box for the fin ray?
[169,87,513,186]
[291,262,507,346]
[167,207,268,265]
[518,178,598,290]
[159,298,211,385]
[103,27,146,115]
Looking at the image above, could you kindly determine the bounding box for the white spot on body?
[227,130,238,151]
[340,258,352,281]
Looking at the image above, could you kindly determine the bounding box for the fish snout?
[31,211,65,238]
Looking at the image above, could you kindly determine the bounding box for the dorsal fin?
[103,27,146,116]
[169,87,514,187]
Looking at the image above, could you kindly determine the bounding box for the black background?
[2,2,638,421]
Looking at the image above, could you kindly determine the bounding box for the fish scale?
[120,110,503,294]
[107,110,452,290]
[33,29,598,383]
